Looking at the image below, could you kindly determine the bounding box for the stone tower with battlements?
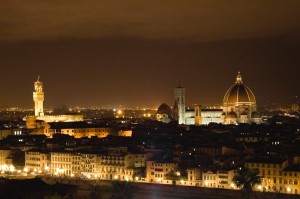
[33,76,44,116]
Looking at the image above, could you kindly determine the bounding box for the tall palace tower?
[33,76,44,116]
[174,86,186,124]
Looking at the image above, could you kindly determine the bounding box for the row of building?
[0,146,299,194]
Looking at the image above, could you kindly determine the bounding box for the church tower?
[174,86,185,124]
[33,76,44,116]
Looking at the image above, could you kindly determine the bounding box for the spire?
[176,81,183,88]
[236,71,243,84]
[37,75,40,82]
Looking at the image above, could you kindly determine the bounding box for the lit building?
[39,122,132,138]
[49,147,145,181]
[50,151,73,176]
[25,150,50,173]
[202,170,236,189]
[33,76,44,116]
[245,157,300,194]
[283,166,300,194]
[80,153,98,178]
[186,168,236,189]
[187,168,202,185]
[26,77,84,131]
[0,149,12,166]
[146,161,178,183]
[223,72,261,124]
[97,147,145,181]
[173,72,261,125]
[185,107,223,125]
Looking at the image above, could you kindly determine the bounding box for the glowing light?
[114,175,118,179]
[9,165,15,172]
[180,180,184,184]
[125,177,129,181]
[71,174,75,177]
[135,176,139,181]
[257,185,262,190]
[157,178,161,182]
[44,166,49,170]
[1,164,8,171]
[230,183,235,188]
[176,171,180,176]
[23,167,29,172]
[287,187,291,192]
[205,181,209,186]
[117,110,122,114]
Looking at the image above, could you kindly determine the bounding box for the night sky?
[0,1,299,108]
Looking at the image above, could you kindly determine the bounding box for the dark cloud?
[0,1,299,108]
[0,0,300,42]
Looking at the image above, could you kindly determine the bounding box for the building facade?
[25,150,50,173]
[146,161,178,183]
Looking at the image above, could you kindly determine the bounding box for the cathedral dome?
[157,103,173,117]
[223,72,256,106]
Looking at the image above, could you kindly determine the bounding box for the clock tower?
[33,76,44,116]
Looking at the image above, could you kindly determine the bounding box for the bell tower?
[174,85,185,124]
[33,76,44,116]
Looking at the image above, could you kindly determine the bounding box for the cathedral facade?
[166,72,262,125]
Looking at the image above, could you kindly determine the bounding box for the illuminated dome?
[223,72,258,124]
[223,72,256,106]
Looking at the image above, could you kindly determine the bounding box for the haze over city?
[0,0,299,108]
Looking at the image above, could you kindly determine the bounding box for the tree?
[232,168,261,199]
[110,181,137,199]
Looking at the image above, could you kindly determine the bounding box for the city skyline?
[0,1,300,107]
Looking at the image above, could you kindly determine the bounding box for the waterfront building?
[25,150,50,173]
